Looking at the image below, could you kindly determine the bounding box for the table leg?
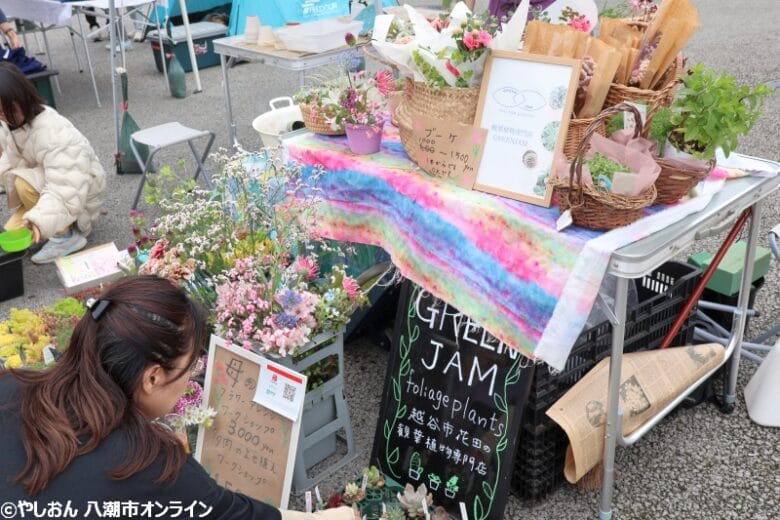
[220,53,238,148]
[68,28,83,73]
[722,199,763,412]
[76,15,101,108]
[599,275,629,520]
[40,27,62,94]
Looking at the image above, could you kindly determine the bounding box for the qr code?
[282,383,296,402]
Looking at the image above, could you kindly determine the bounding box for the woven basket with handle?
[299,103,345,136]
[643,94,715,204]
[553,103,657,230]
[564,116,607,160]
[604,56,683,112]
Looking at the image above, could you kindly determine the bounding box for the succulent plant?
[342,482,365,504]
[363,465,385,488]
[431,506,449,520]
[396,483,433,518]
[381,506,407,520]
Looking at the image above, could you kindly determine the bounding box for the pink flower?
[445,60,461,78]
[174,380,204,415]
[375,69,396,96]
[569,16,591,33]
[476,30,493,48]
[344,32,356,47]
[463,31,479,51]
[342,276,361,302]
[149,239,169,260]
[292,255,320,281]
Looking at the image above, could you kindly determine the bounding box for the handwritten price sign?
[412,116,488,189]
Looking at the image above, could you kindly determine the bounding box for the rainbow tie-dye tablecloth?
[285,126,767,369]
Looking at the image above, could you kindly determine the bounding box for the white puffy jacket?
[0,106,106,239]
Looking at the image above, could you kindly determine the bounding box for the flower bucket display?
[345,120,385,155]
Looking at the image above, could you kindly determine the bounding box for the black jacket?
[0,374,281,520]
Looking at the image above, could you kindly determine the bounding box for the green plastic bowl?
[0,228,33,253]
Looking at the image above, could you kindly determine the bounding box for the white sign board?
[473,51,579,206]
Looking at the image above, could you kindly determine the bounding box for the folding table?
[597,167,780,518]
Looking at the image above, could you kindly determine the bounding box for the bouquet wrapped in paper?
[371,1,530,89]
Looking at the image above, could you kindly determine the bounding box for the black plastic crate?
[0,251,25,302]
[511,261,701,500]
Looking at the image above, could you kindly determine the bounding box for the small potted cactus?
[444,476,459,499]
[427,473,442,491]
[408,452,423,481]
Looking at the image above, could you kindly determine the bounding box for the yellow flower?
[4,355,23,369]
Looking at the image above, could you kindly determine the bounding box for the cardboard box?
[55,243,126,294]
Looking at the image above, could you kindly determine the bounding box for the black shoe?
[90,24,103,42]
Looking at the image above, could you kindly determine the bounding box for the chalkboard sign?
[195,336,302,509]
[371,282,534,520]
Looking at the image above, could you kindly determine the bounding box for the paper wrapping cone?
[545,343,725,484]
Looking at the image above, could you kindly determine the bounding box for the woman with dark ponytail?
[0,276,351,519]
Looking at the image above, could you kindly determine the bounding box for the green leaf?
[496,437,508,453]
[388,447,400,464]
[384,420,392,440]
[397,404,408,419]
[474,496,486,520]
[400,357,411,377]
[393,379,401,401]
[482,481,493,498]
[493,393,508,413]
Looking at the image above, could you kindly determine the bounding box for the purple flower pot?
[345,120,385,155]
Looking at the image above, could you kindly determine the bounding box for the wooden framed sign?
[195,335,305,509]
[371,281,534,520]
[472,51,580,206]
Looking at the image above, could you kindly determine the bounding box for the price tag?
[623,101,647,132]
[422,498,430,520]
[459,502,469,519]
[361,473,368,493]
[305,491,312,513]
[315,486,323,509]
[556,209,574,231]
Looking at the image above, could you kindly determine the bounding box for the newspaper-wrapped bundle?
[546,343,724,483]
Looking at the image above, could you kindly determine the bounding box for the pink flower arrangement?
[342,277,361,302]
[291,255,320,282]
[375,69,397,96]
[214,256,367,357]
[569,16,592,33]
[175,380,204,415]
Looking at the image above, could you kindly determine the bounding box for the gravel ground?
[2,1,779,518]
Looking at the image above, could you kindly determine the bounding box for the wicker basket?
[396,103,417,162]
[653,157,715,205]
[604,54,684,111]
[564,117,607,160]
[641,96,715,204]
[405,81,480,124]
[396,82,480,166]
[299,103,345,136]
[553,103,657,230]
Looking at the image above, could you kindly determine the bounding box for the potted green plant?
[427,472,442,491]
[657,64,772,161]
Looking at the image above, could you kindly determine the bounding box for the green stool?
[26,70,59,109]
